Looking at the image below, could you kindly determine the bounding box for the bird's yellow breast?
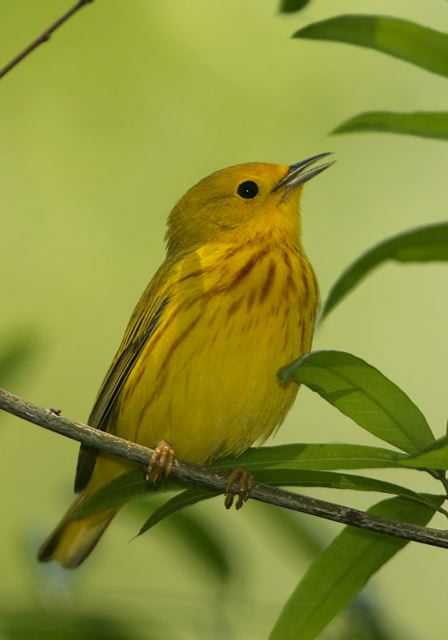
[118,237,318,464]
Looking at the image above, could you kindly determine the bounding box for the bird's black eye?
[237,180,259,199]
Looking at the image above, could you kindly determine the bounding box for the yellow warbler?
[38,155,331,568]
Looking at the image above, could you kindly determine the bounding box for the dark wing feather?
[74,267,171,493]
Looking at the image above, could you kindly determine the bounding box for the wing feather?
[74,265,172,492]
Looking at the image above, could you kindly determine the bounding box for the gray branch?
[0,0,94,80]
[1,386,448,549]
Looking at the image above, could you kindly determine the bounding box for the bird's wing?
[74,264,172,492]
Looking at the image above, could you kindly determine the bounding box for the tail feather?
[38,454,130,568]
[38,495,119,568]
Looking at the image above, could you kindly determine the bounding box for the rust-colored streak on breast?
[224,245,244,260]
[282,250,292,270]
[310,268,319,302]
[231,255,260,288]
[301,270,310,301]
[300,320,306,351]
[286,273,298,298]
[227,297,243,318]
[207,307,220,327]
[247,289,257,311]
[259,260,276,304]
[136,315,201,428]
[204,247,269,299]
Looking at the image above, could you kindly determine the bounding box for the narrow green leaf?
[129,499,231,582]
[74,442,414,519]
[400,436,448,470]
[280,0,310,13]
[255,469,444,513]
[74,470,183,518]
[293,15,448,78]
[269,495,442,640]
[76,439,439,520]
[321,223,448,319]
[280,351,434,453]
[256,510,404,640]
[137,486,219,535]
[134,469,444,539]
[333,111,448,140]
[215,443,405,472]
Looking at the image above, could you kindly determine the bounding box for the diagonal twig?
[0,0,94,80]
[1,385,448,549]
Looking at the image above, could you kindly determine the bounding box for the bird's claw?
[146,440,175,483]
[224,467,254,510]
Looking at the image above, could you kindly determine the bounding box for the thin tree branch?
[0,0,94,80]
[1,385,448,549]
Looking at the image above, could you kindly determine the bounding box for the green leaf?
[252,503,397,640]
[280,351,434,453]
[321,223,448,319]
[215,443,405,472]
[293,15,448,78]
[255,468,444,512]
[74,470,183,518]
[269,495,442,640]
[254,509,402,640]
[135,469,444,539]
[400,436,448,470]
[254,511,403,640]
[75,442,416,519]
[76,439,441,520]
[280,0,310,13]
[137,486,219,535]
[333,111,448,140]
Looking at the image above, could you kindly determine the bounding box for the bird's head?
[166,154,333,255]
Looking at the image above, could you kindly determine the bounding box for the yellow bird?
[38,155,331,568]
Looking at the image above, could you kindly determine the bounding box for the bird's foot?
[146,440,175,483]
[224,467,254,510]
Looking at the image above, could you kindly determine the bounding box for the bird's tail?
[38,499,118,568]
[38,455,130,568]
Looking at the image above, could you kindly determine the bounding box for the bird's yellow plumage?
[38,157,330,568]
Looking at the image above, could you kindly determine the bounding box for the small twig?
[0,0,94,80]
[1,385,448,549]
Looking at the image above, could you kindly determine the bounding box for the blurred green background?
[1,0,447,638]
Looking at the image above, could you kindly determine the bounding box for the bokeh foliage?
[1,1,447,638]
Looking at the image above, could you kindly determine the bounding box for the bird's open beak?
[273,152,334,192]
